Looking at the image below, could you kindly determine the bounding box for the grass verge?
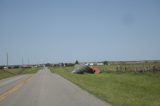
[0,67,40,80]
[50,66,160,106]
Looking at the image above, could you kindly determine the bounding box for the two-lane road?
[0,67,111,106]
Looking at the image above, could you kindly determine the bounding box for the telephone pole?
[22,57,24,65]
[0,55,1,65]
[28,58,30,65]
[6,53,8,67]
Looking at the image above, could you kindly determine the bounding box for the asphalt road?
[0,67,111,106]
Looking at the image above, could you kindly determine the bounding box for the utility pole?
[6,53,8,67]
[0,55,1,65]
[0,55,2,65]
[28,58,30,65]
[22,57,24,66]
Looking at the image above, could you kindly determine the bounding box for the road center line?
[0,76,33,101]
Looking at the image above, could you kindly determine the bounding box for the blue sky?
[0,0,160,65]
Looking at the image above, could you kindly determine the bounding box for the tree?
[45,63,51,67]
[75,60,79,64]
[103,61,108,65]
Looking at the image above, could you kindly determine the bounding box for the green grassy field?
[50,66,160,106]
[97,62,160,72]
[0,67,40,80]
